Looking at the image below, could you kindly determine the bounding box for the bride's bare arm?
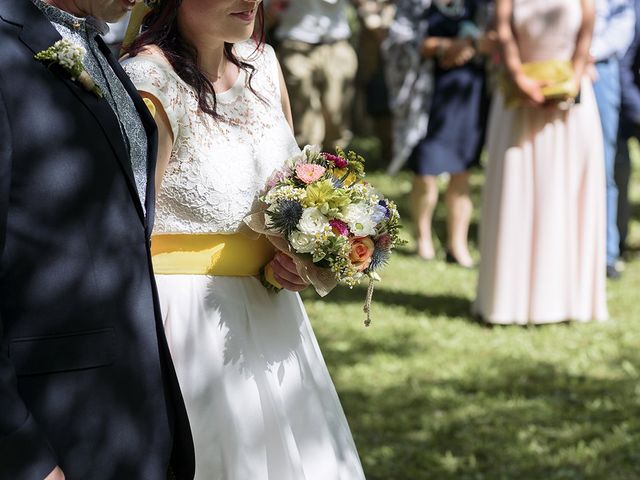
[139,92,174,195]
[573,0,596,82]
[496,0,545,105]
[276,60,294,131]
[273,58,309,291]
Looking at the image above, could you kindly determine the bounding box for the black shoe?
[445,250,475,269]
[606,264,621,280]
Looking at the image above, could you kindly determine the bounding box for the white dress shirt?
[592,0,635,61]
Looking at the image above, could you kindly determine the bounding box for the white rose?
[297,207,329,235]
[289,231,316,253]
[342,203,377,237]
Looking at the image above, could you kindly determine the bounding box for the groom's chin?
[98,0,138,23]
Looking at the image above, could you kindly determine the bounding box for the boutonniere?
[35,39,103,98]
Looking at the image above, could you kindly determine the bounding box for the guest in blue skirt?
[384,0,495,266]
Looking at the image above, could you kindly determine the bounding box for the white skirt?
[156,274,366,480]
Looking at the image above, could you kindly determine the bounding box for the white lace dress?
[122,43,365,480]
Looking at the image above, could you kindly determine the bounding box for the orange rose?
[349,236,375,271]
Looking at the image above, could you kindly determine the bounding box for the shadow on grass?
[303,285,474,319]
[339,357,640,480]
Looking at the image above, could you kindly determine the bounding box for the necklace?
[204,58,228,83]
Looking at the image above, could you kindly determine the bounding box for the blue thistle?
[369,248,391,271]
[267,199,303,236]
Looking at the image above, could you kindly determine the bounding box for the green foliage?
[303,152,640,480]
[337,145,367,178]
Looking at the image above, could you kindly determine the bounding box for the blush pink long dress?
[474,0,608,325]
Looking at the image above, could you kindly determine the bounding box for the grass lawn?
[302,146,640,479]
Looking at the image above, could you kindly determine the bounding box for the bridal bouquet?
[244,145,403,326]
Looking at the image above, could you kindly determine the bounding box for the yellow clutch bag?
[502,60,578,108]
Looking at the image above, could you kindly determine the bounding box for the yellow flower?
[143,97,156,118]
[303,180,350,214]
[333,168,358,187]
[263,261,283,289]
[304,179,333,206]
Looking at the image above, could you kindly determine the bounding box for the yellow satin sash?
[151,233,275,276]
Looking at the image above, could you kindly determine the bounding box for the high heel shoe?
[445,250,475,269]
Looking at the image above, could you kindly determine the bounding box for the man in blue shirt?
[616,0,640,265]
[592,0,635,279]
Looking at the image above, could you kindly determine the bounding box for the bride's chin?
[222,22,258,43]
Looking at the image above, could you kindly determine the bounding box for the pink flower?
[295,163,326,184]
[323,153,348,169]
[329,219,350,236]
[265,169,286,189]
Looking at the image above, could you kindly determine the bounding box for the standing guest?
[266,0,358,150]
[0,0,194,479]
[122,0,366,478]
[384,0,496,265]
[474,0,608,325]
[616,0,640,260]
[591,0,635,279]
[354,0,396,165]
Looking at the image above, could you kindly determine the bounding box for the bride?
[121,0,366,478]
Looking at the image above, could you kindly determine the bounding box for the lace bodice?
[122,42,300,233]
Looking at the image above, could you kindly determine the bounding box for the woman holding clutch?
[473,0,608,324]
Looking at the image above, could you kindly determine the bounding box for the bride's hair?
[126,0,266,119]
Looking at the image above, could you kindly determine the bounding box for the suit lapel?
[1,0,146,224]
[97,36,158,235]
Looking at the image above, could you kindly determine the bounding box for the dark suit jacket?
[0,1,195,479]
[619,0,640,138]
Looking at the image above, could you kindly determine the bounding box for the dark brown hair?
[127,0,266,118]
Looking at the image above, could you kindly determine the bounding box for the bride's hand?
[270,253,309,292]
[513,72,547,107]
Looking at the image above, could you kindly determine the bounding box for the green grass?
[303,148,640,479]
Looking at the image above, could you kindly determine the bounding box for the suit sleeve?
[0,82,58,480]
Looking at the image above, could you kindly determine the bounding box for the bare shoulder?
[123,44,170,66]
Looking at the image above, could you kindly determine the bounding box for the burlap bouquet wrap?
[243,207,338,297]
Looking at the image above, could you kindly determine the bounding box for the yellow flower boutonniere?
[35,39,103,98]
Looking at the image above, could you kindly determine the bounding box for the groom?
[0,0,194,479]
